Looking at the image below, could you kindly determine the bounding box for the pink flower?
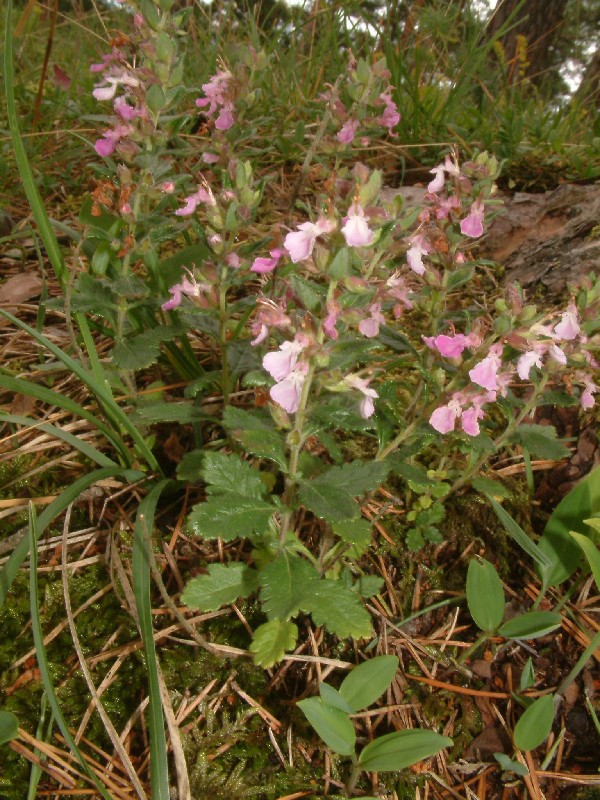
[94,123,133,157]
[580,377,597,410]
[215,103,235,131]
[114,96,139,121]
[263,335,308,381]
[461,406,484,436]
[425,333,472,359]
[227,253,241,268]
[385,273,413,318]
[323,299,341,340]
[202,152,220,164]
[554,303,580,341]
[161,275,209,311]
[377,91,400,131]
[430,399,462,434]
[344,375,378,419]
[251,248,285,274]
[341,204,375,247]
[469,344,503,391]
[406,235,430,276]
[175,185,216,217]
[284,217,335,263]
[270,364,308,414]
[460,199,485,238]
[196,70,235,130]
[337,119,360,144]
[93,72,139,102]
[250,299,291,346]
[358,303,385,338]
[427,165,446,194]
[160,181,175,193]
[517,349,544,380]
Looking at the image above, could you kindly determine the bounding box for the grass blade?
[4,0,67,289]
[133,480,171,800]
[488,496,552,569]
[28,503,113,799]
[0,466,144,606]
[0,412,118,468]
[0,309,161,472]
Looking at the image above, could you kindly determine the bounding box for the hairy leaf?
[260,555,319,620]
[187,495,276,541]
[182,563,260,611]
[201,452,267,498]
[298,480,359,522]
[511,424,571,461]
[315,460,391,496]
[304,580,373,639]
[250,619,298,667]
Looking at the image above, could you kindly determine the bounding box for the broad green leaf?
[298,480,359,523]
[487,497,552,570]
[131,401,207,425]
[499,611,562,640]
[260,555,319,620]
[332,518,373,554]
[187,495,276,541]
[112,331,164,371]
[222,405,274,432]
[250,619,298,667]
[511,424,571,460]
[236,430,288,470]
[0,711,18,745]
[297,697,356,756]
[466,559,505,632]
[319,683,353,714]
[290,275,323,312]
[513,694,555,751]
[182,564,260,611]
[471,477,511,499]
[537,466,600,587]
[358,729,453,772]
[353,575,384,598]
[201,452,267,499]
[570,528,600,592]
[493,753,529,776]
[339,656,399,712]
[304,580,373,639]
[176,449,204,482]
[317,461,391,496]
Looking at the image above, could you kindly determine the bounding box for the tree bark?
[486,0,568,84]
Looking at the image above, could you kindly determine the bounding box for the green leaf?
[471,477,511,499]
[112,334,161,371]
[513,694,555,751]
[520,657,535,692]
[319,683,354,714]
[182,564,260,611]
[131,401,207,425]
[316,460,391,496]
[250,619,298,667]
[339,656,399,712]
[328,247,350,280]
[493,752,529,776]
[236,429,288,470]
[176,449,204,482]
[297,697,356,756]
[511,424,571,461]
[201,452,267,499]
[358,729,453,772]
[570,528,600,592]
[290,275,323,312]
[260,555,319,620]
[487,497,552,570]
[537,467,600,587]
[304,580,373,639]
[466,559,505,632]
[332,518,373,554]
[298,480,359,523]
[0,711,18,745]
[353,575,384,598]
[499,611,562,640]
[187,495,276,541]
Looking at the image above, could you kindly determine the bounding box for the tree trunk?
[574,47,600,110]
[486,0,568,85]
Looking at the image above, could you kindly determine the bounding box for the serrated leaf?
[304,580,373,639]
[339,655,399,712]
[201,452,266,499]
[237,429,288,470]
[332,518,373,552]
[0,710,18,745]
[182,563,259,611]
[499,611,562,640]
[353,575,384,598]
[222,405,274,432]
[319,683,354,714]
[176,449,204,482]
[570,529,600,592]
[466,559,505,632]
[472,477,511,499]
[513,694,555,751]
[297,697,356,756]
[250,619,298,667]
[298,479,359,522]
[259,555,319,620]
[290,275,323,311]
[112,333,161,370]
[187,495,277,541]
[313,460,390,496]
[358,729,453,772]
[512,424,571,461]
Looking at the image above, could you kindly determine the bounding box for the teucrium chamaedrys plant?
[83,8,599,667]
[297,656,452,795]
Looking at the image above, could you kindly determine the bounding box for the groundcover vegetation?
[0,0,599,798]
